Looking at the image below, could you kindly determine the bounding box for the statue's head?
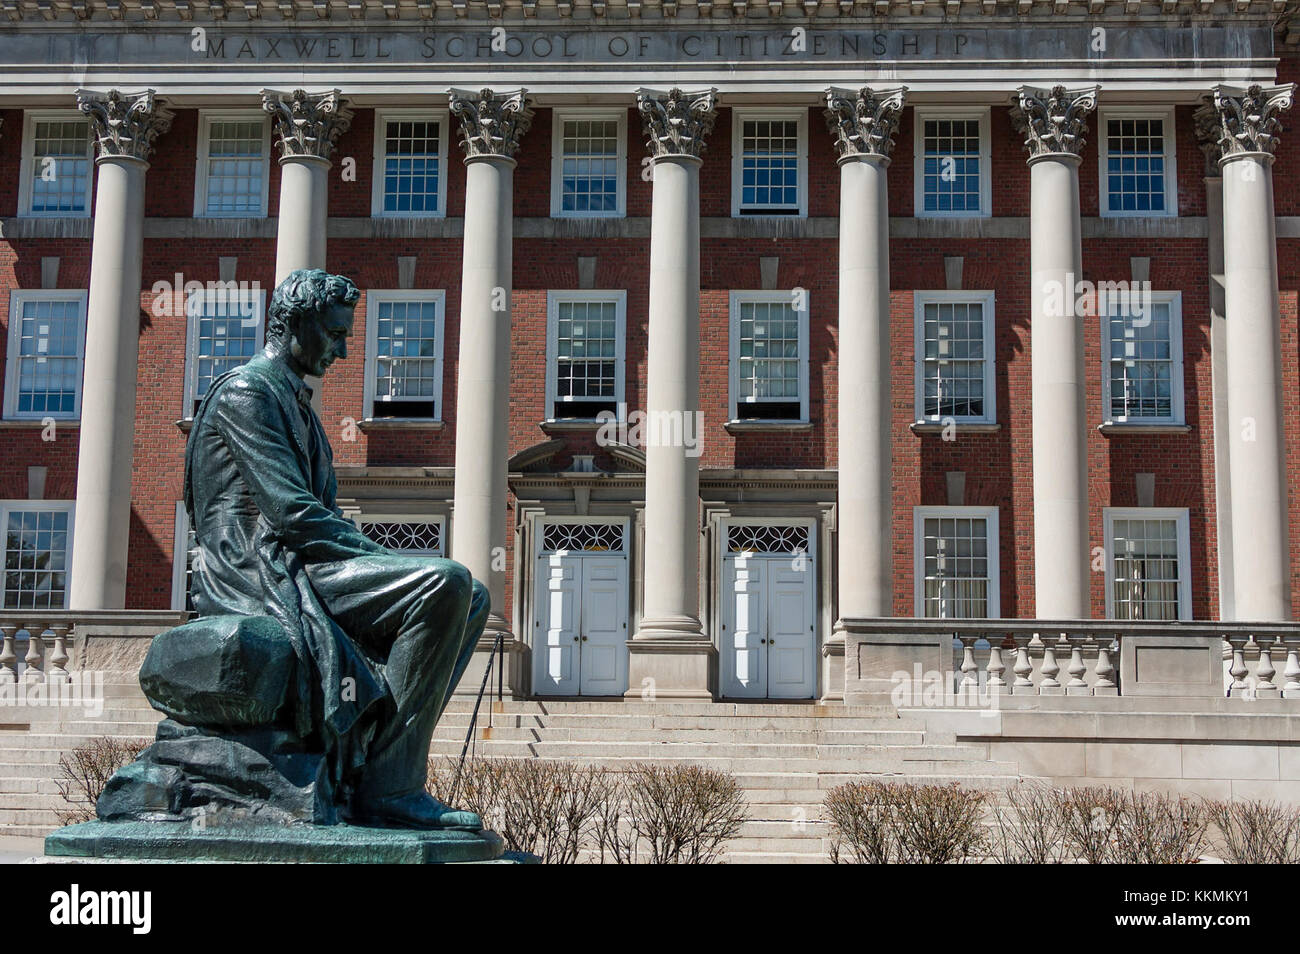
[266,268,361,379]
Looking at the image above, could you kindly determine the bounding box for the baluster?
[1065,632,1089,695]
[1254,634,1279,696]
[22,625,44,683]
[1093,633,1118,696]
[46,624,70,683]
[0,625,15,686]
[986,635,1007,693]
[1282,635,1300,700]
[958,635,979,702]
[1226,634,1250,697]
[1011,632,1034,691]
[1038,632,1063,695]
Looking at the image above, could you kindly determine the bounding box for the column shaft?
[274,156,329,283]
[1205,176,1234,619]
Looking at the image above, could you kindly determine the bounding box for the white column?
[627,88,718,700]
[823,87,906,700]
[262,89,352,284]
[1210,84,1296,621]
[1195,102,1233,620]
[449,88,532,645]
[1012,85,1098,619]
[68,90,172,610]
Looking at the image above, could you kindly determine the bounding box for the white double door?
[721,553,817,699]
[535,551,629,696]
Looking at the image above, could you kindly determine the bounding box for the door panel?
[767,562,815,699]
[580,557,628,696]
[535,556,580,695]
[722,555,766,698]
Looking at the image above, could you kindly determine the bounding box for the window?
[1101,291,1183,425]
[1104,508,1191,620]
[358,516,445,556]
[171,502,199,613]
[914,290,996,424]
[913,507,1000,619]
[194,113,270,217]
[551,111,626,218]
[545,291,626,420]
[913,108,991,218]
[731,110,807,217]
[729,291,810,422]
[4,291,88,421]
[183,286,266,418]
[364,290,445,421]
[1,501,74,610]
[371,110,448,218]
[1098,109,1176,217]
[19,112,93,217]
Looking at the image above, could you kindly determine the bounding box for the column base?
[820,631,845,703]
[625,620,716,701]
[455,617,526,700]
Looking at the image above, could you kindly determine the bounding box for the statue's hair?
[266,269,361,340]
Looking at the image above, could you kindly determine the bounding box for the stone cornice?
[824,85,906,161]
[637,86,717,159]
[1,0,1294,23]
[1208,82,1296,162]
[449,87,533,159]
[261,87,352,160]
[1010,84,1098,161]
[76,88,174,162]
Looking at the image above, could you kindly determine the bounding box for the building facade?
[1,0,1298,703]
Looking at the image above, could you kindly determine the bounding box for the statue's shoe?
[355,792,482,832]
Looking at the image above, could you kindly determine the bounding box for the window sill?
[175,419,193,433]
[540,418,610,432]
[0,418,79,428]
[724,420,813,434]
[1098,422,1191,435]
[357,418,444,431]
[910,421,1001,435]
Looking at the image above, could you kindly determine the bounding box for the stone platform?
[44,821,522,864]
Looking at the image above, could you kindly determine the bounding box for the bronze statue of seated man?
[100,269,487,831]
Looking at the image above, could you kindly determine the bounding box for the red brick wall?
[1,88,1295,622]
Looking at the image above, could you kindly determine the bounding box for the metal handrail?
[450,630,504,805]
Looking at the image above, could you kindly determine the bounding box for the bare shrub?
[1205,799,1300,864]
[596,763,749,864]
[55,737,150,825]
[824,780,988,864]
[1109,790,1211,864]
[1056,786,1127,864]
[992,782,1069,864]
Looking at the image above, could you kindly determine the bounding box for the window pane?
[740,119,800,213]
[382,119,442,214]
[1105,117,1166,214]
[553,299,618,412]
[14,297,83,416]
[205,120,265,215]
[921,515,991,619]
[1107,300,1173,421]
[3,508,70,609]
[922,118,981,214]
[1111,517,1182,620]
[373,299,440,417]
[191,293,260,404]
[30,119,91,214]
[737,299,802,408]
[560,119,620,214]
[922,299,987,420]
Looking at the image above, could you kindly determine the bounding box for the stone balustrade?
[0,610,191,683]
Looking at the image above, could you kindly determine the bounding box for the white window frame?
[356,513,446,557]
[912,505,1001,619]
[913,289,997,425]
[193,111,271,218]
[728,289,811,424]
[363,289,446,422]
[1103,507,1192,620]
[182,285,267,418]
[730,108,808,218]
[1099,289,1184,426]
[18,110,94,218]
[0,499,75,611]
[171,502,196,612]
[550,109,627,219]
[4,289,89,422]
[544,289,627,421]
[1097,107,1178,219]
[912,106,992,219]
[370,108,449,219]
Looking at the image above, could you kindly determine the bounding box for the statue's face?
[289,302,354,378]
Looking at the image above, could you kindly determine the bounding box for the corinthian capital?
[1208,84,1296,163]
[823,86,907,162]
[637,87,718,160]
[1193,99,1224,176]
[75,89,173,163]
[449,88,533,160]
[1011,85,1099,161]
[261,88,353,162]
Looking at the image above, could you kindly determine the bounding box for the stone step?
[442,754,1020,776]
[0,823,60,839]
[0,734,152,750]
[433,725,929,745]
[725,850,829,864]
[440,713,925,733]
[724,836,829,853]
[0,762,61,779]
[730,771,1022,790]
[443,699,896,718]
[430,739,992,762]
[0,778,64,795]
[0,808,63,826]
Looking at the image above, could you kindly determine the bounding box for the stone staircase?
[0,680,1026,862]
